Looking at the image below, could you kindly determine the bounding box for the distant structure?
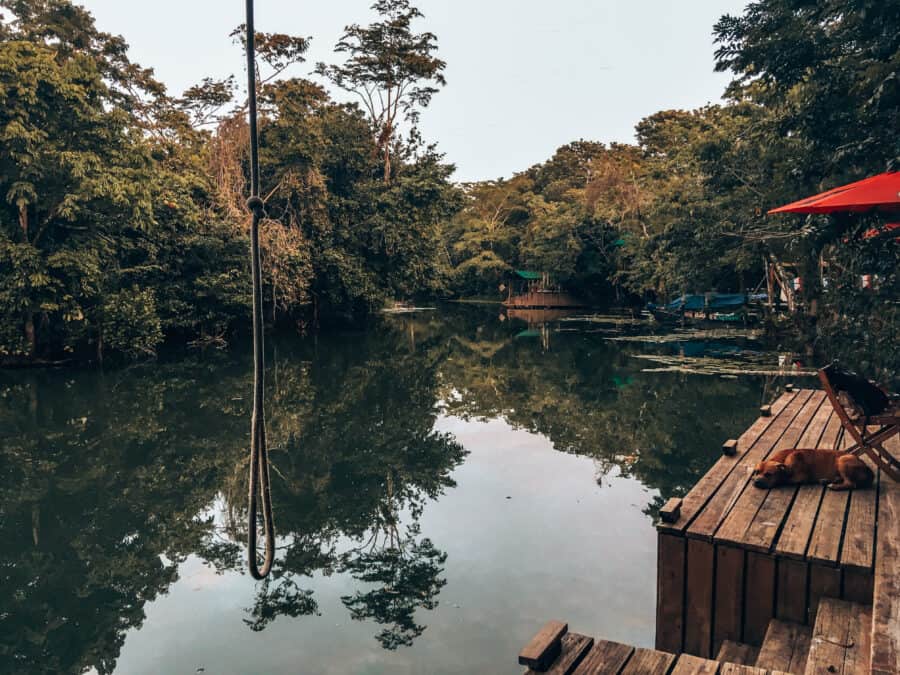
[502,270,584,309]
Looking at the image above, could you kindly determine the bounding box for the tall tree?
[714,0,900,182]
[317,0,446,182]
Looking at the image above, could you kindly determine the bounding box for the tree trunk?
[381,119,393,183]
[32,503,40,548]
[24,312,36,358]
[19,203,28,239]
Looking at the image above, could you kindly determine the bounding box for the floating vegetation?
[631,353,816,377]
[558,313,647,327]
[380,306,437,314]
[605,327,763,343]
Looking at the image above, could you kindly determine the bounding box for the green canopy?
[515,270,543,280]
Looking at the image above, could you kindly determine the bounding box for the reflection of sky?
[115,416,658,674]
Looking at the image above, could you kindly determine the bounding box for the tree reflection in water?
[1,305,779,673]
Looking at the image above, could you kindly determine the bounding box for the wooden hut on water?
[502,270,584,309]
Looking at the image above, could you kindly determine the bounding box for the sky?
[79,0,749,182]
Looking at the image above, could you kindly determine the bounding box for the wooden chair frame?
[818,363,900,481]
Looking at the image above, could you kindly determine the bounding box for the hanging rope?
[245,0,276,580]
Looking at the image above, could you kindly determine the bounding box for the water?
[0,305,802,674]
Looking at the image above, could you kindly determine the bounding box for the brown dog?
[752,448,874,491]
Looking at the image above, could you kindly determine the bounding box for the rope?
[245,0,275,580]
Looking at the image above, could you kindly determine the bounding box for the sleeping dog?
[752,448,874,491]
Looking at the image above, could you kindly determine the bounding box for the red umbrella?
[768,171,900,214]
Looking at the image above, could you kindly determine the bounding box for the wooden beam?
[743,553,776,645]
[685,539,715,657]
[656,533,686,653]
[714,545,745,653]
[871,448,900,674]
[520,620,568,671]
[660,498,683,524]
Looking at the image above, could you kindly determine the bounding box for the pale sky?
[80,0,749,182]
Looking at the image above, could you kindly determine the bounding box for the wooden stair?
[755,619,812,674]
[804,597,871,675]
[518,597,875,675]
[717,640,760,666]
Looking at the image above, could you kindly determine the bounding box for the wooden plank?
[718,665,765,675]
[619,647,676,675]
[738,399,834,554]
[660,498,683,524]
[716,640,759,665]
[793,394,835,449]
[806,487,850,565]
[742,552,776,645]
[755,619,812,673]
[843,602,872,675]
[842,568,873,604]
[773,483,825,560]
[773,413,843,560]
[838,469,877,572]
[713,545,745,655]
[520,620,568,670]
[775,558,808,624]
[688,391,814,542]
[570,644,630,675]
[808,564,841,626]
[525,633,594,675]
[806,598,871,675]
[656,533,685,653]
[684,539,715,658]
[715,392,827,550]
[572,639,634,675]
[658,391,798,535]
[670,653,720,674]
[871,439,900,675]
[806,418,856,566]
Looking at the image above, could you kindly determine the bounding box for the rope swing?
[244,0,276,580]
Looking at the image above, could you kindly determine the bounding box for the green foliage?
[0,0,459,362]
[446,2,897,376]
[714,0,900,178]
[98,287,163,358]
[1,0,896,371]
[317,0,447,182]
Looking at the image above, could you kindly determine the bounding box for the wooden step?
[718,664,767,675]
[717,640,760,666]
[804,597,871,675]
[755,619,812,674]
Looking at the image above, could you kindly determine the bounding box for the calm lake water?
[0,305,805,674]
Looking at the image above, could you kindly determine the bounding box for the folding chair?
[818,362,900,481]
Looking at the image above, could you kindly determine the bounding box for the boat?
[646,293,762,326]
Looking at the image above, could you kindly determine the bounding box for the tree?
[714,0,900,181]
[317,0,446,182]
[0,34,157,358]
[713,0,900,376]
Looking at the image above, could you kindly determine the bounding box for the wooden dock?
[518,388,899,674]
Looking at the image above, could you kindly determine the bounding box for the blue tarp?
[651,293,751,313]
[707,293,748,310]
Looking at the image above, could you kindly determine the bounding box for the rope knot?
[246,196,266,216]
